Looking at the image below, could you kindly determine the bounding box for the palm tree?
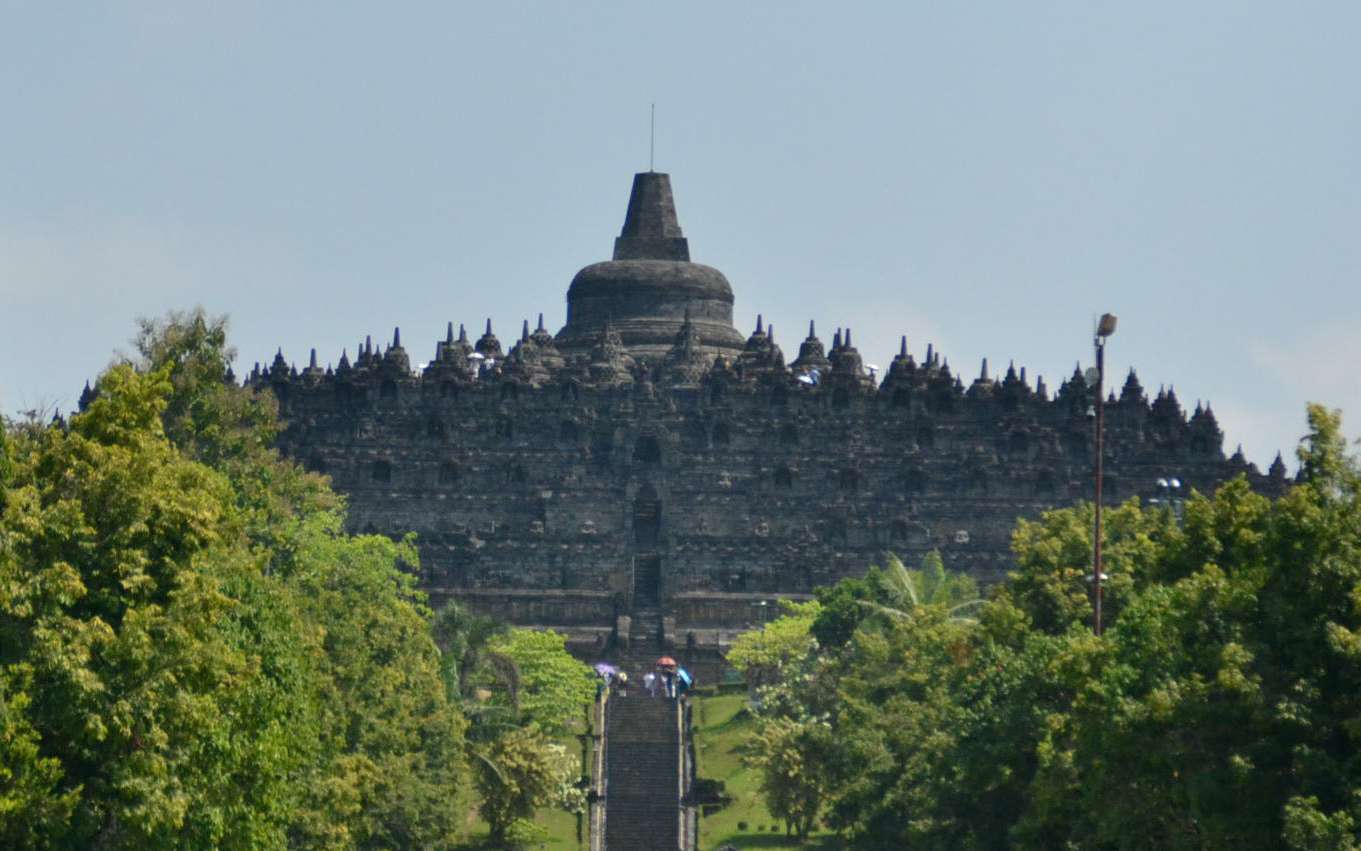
[432,600,515,703]
[858,551,984,623]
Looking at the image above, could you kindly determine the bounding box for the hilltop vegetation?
[731,405,1361,849]
[0,313,592,850]
[9,311,1361,849]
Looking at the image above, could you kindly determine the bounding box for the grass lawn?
[692,693,842,851]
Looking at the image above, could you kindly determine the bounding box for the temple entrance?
[633,485,660,548]
[632,485,662,606]
[634,555,662,608]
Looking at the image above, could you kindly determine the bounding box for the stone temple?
[247,171,1288,657]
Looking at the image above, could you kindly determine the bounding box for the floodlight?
[1096,313,1118,337]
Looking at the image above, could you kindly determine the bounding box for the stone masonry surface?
[240,171,1290,643]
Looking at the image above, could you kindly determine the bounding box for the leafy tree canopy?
[484,628,595,738]
[733,405,1361,850]
[0,313,471,850]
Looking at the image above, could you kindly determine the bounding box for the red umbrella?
[656,656,677,668]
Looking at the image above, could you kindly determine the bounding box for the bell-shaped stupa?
[555,172,746,360]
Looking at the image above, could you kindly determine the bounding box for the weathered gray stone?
[256,171,1287,650]
[556,172,745,361]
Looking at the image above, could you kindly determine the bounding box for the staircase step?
[604,695,683,850]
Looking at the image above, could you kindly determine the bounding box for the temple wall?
[268,361,1286,634]
[245,170,1291,641]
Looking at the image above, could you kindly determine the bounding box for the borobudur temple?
[244,171,1289,657]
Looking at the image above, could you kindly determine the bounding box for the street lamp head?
[1096,313,1118,338]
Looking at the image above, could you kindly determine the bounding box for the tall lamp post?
[1092,313,1118,636]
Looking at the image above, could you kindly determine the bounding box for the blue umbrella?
[594,662,619,677]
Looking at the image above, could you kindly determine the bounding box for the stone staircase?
[604,694,682,850]
[628,607,664,648]
[607,608,667,685]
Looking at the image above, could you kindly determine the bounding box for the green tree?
[727,599,821,693]
[1002,499,1180,635]
[1284,795,1361,851]
[483,628,596,738]
[811,551,978,649]
[735,556,989,847]
[1014,407,1361,850]
[1,314,474,849]
[431,599,509,704]
[131,311,472,849]
[472,724,581,847]
[0,667,77,845]
[744,713,836,838]
[742,409,1361,849]
[130,309,339,557]
[444,623,593,845]
[277,514,469,850]
[815,606,977,848]
[0,365,317,848]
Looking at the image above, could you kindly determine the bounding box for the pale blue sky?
[4,2,1359,471]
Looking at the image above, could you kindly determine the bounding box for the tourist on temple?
[677,667,693,698]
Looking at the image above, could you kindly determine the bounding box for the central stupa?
[554,172,746,360]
